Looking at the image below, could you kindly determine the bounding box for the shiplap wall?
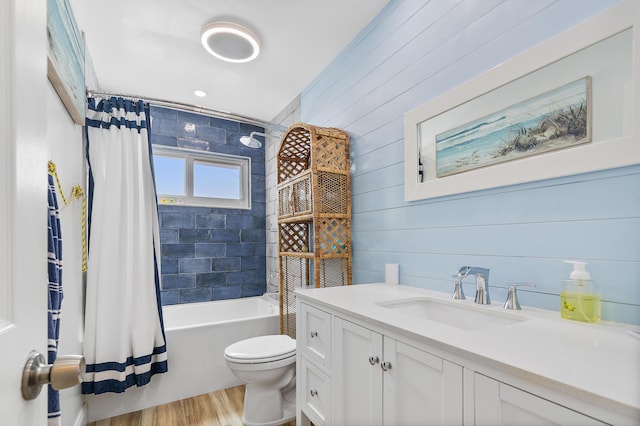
[300,0,640,324]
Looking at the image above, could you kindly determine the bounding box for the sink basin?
[378,297,527,331]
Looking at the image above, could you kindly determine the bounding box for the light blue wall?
[301,0,640,325]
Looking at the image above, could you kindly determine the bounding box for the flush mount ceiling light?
[194,89,207,97]
[201,21,260,63]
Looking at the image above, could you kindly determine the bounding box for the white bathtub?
[85,294,280,422]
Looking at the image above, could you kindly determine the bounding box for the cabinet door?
[383,339,463,425]
[333,317,384,425]
[474,373,605,426]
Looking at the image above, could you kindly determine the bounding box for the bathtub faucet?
[453,266,491,305]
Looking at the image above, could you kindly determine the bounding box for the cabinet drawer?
[299,357,331,426]
[299,302,331,370]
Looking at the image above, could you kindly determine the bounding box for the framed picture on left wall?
[47,0,85,125]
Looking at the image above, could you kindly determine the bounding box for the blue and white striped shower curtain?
[82,96,167,394]
[47,174,63,425]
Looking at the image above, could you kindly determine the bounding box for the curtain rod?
[86,89,288,133]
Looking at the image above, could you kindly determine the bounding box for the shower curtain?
[82,96,168,394]
[47,173,63,425]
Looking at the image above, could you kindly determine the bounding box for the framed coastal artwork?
[404,0,639,201]
[435,77,591,178]
[47,0,85,125]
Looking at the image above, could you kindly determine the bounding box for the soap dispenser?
[560,260,601,323]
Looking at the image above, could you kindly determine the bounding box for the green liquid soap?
[560,290,601,323]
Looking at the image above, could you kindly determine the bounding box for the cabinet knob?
[310,331,318,338]
[368,356,379,365]
[310,389,318,397]
[381,361,392,371]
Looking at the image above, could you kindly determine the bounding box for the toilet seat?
[224,335,296,364]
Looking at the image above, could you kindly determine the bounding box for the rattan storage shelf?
[277,123,351,338]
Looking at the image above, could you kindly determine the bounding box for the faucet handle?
[451,278,466,300]
[451,266,470,300]
[503,283,536,310]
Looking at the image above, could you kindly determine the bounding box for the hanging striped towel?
[47,173,63,426]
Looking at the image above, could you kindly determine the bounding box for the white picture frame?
[404,0,639,202]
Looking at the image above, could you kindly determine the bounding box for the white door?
[383,338,463,425]
[333,317,383,425]
[0,0,49,423]
[474,374,605,426]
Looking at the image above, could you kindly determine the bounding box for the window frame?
[152,145,251,209]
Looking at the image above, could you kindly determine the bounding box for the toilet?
[224,334,296,426]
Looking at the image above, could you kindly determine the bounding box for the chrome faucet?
[454,266,491,305]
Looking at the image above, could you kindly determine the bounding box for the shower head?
[240,130,285,149]
[239,131,266,149]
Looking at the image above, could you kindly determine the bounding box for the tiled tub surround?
[149,106,267,305]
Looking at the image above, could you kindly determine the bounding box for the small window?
[193,161,240,199]
[154,156,186,196]
[152,146,251,209]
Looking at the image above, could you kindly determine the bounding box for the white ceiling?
[69,0,389,123]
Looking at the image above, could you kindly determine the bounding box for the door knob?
[22,350,85,400]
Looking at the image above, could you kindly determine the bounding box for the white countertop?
[295,283,640,417]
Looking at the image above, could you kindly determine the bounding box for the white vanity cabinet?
[296,285,640,426]
[297,301,463,425]
[333,317,463,425]
[471,373,605,426]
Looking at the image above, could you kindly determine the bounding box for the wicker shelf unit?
[277,123,352,338]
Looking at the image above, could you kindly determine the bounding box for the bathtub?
[85,294,280,422]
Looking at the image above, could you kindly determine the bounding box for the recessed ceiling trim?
[201,21,260,63]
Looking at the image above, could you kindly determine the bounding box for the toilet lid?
[225,335,296,363]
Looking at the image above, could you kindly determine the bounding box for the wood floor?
[88,385,296,426]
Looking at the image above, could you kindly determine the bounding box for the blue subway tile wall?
[150,105,266,305]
